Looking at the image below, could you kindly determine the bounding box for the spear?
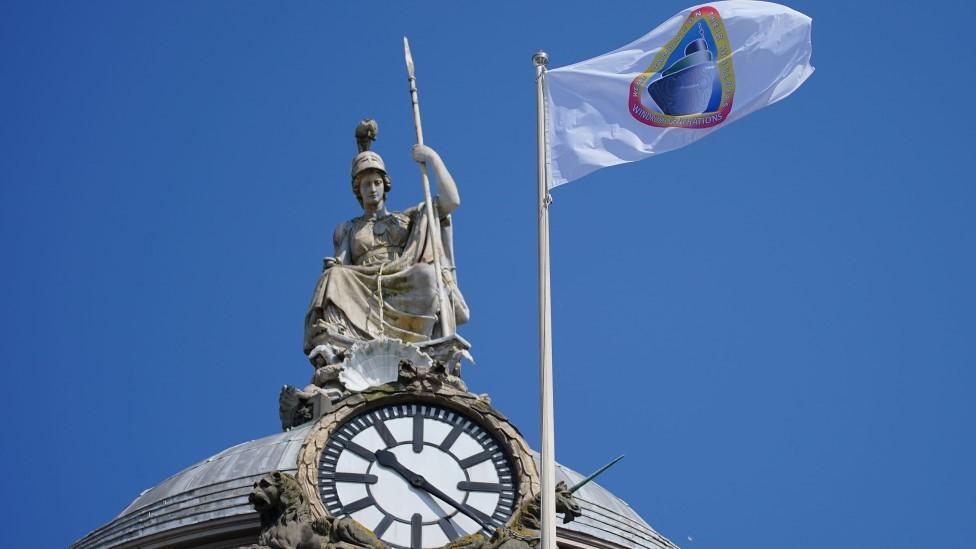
[569,455,625,493]
[403,37,452,337]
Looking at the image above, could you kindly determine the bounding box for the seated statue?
[303,120,469,365]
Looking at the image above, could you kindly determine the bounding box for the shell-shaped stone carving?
[338,338,432,392]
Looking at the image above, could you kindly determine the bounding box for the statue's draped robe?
[304,202,468,353]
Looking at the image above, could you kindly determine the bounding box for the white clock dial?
[317,403,517,549]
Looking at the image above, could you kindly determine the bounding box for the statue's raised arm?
[303,120,469,367]
[412,144,460,216]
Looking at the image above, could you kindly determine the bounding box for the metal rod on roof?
[569,455,625,494]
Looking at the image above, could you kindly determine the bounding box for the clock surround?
[296,385,540,548]
[317,402,516,548]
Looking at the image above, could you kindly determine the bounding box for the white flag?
[545,1,814,187]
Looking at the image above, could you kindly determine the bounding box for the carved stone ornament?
[295,383,543,549]
[280,337,476,431]
[339,339,432,391]
[240,471,383,549]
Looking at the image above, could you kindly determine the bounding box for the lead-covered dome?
[73,426,678,549]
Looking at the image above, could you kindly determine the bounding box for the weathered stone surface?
[241,471,382,549]
[303,120,469,366]
[281,338,476,430]
[340,338,431,391]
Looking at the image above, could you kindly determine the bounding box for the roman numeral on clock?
[439,423,464,451]
[332,472,378,484]
[411,513,423,549]
[457,481,504,493]
[373,418,398,448]
[459,450,493,468]
[373,514,394,538]
[413,414,424,453]
[341,495,375,515]
[341,441,376,462]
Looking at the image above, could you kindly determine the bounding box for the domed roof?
[73,426,679,549]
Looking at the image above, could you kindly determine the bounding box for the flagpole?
[533,49,557,549]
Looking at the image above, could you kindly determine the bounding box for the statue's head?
[554,480,583,524]
[351,164,392,208]
[350,119,393,207]
[248,471,310,526]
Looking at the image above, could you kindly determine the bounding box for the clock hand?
[374,448,425,487]
[374,449,494,531]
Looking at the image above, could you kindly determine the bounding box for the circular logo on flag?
[629,7,735,129]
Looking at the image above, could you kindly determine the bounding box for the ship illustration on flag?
[647,24,717,116]
[629,6,736,128]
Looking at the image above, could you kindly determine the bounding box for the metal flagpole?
[404,37,452,336]
[533,49,557,549]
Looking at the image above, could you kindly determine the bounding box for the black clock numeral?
[342,440,377,462]
[438,517,460,540]
[341,495,375,515]
[459,450,493,468]
[411,513,423,549]
[439,423,464,451]
[413,414,424,453]
[457,481,504,493]
[332,472,378,484]
[373,417,398,448]
[373,514,394,538]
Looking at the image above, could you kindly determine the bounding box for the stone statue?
[303,120,469,366]
[242,471,383,549]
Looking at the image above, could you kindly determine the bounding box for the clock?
[316,402,518,549]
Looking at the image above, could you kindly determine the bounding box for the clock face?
[317,403,518,549]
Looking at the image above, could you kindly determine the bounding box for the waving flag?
[545,1,814,187]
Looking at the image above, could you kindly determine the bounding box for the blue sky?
[2,1,975,547]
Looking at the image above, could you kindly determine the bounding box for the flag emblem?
[629,6,735,128]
